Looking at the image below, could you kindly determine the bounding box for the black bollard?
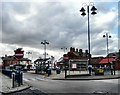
[20,72,23,85]
[12,72,15,88]
[16,71,21,86]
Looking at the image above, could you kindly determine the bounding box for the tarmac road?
[21,72,120,94]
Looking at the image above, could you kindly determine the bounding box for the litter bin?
[95,68,104,75]
[56,69,61,74]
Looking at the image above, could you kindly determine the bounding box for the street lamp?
[103,33,112,75]
[41,40,49,61]
[80,3,97,65]
[103,33,111,62]
[61,47,67,53]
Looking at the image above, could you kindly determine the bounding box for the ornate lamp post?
[61,47,67,54]
[103,33,111,61]
[103,33,112,74]
[80,3,97,65]
[41,40,49,61]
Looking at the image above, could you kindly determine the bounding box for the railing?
[2,69,13,78]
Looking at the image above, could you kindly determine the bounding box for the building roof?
[19,58,31,61]
[2,56,17,61]
[99,58,116,64]
[34,58,50,63]
[90,57,103,65]
[1,56,31,61]
[107,52,119,58]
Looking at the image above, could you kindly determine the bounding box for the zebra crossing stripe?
[23,78,45,81]
[35,77,45,81]
[23,78,29,82]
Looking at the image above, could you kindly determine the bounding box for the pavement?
[28,70,120,80]
[0,72,31,95]
[47,70,120,80]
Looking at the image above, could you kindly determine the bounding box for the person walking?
[88,65,92,75]
[112,61,116,75]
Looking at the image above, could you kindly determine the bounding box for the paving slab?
[0,72,30,94]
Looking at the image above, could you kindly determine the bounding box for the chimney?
[73,48,75,52]
[70,47,73,52]
[5,54,7,57]
[76,48,78,53]
[79,49,83,56]
[85,50,88,57]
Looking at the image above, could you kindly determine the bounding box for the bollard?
[12,72,15,88]
[20,72,23,85]
[15,70,21,87]
[18,71,21,86]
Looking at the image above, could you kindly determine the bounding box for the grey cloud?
[1,2,118,57]
[2,2,31,14]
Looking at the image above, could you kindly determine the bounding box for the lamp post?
[61,47,67,54]
[103,33,111,62]
[80,3,97,65]
[63,54,68,78]
[41,40,49,61]
[103,33,112,75]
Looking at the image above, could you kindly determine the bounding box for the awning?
[99,58,115,64]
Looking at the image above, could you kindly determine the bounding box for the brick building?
[2,48,31,69]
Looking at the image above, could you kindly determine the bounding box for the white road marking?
[35,77,45,81]
[23,77,45,82]
[23,78,29,82]
[92,79,119,84]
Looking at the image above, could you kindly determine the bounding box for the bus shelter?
[68,59,88,75]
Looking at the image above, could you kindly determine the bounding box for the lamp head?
[109,35,111,38]
[91,11,97,15]
[103,35,106,38]
[80,7,85,12]
[81,12,86,16]
[91,6,97,11]
[46,42,49,44]
[91,6,97,15]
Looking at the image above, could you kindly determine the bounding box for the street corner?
[2,84,31,95]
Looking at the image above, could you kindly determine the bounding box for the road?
[23,72,119,94]
[9,72,120,95]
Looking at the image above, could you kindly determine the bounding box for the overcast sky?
[0,0,120,61]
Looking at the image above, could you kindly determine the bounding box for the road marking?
[35,77,45,81]
[23,77,45,82]
[23,78,29,82]
[92,79,119,84]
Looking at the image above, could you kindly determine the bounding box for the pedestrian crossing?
[23,77,45,82]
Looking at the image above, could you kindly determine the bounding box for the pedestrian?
[112,61,116,75]
[110,62,113,75]
[47,68,51,77]
[88,65,92,75]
